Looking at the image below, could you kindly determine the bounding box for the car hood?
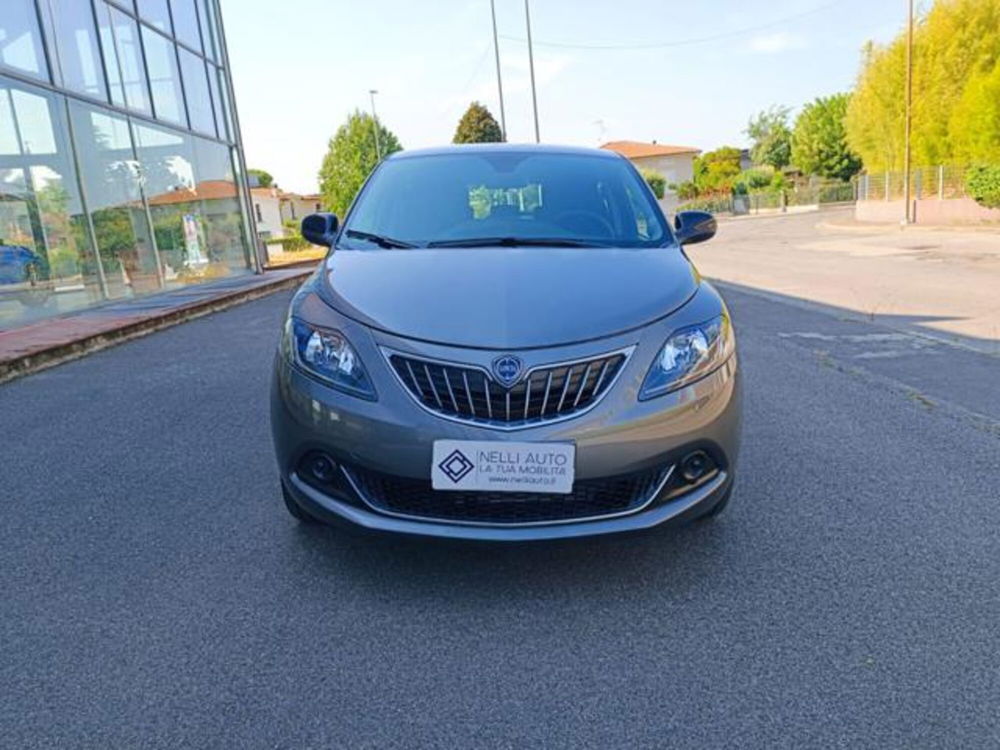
[318,246,700,349]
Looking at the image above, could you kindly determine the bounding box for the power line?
[499,1,843,50]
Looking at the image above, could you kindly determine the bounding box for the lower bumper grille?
[343,464,672,526]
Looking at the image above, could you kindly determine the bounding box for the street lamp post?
[369,89,382,162]
[524,0,540,143]
[490,0,507,141]
[903,0,914,224]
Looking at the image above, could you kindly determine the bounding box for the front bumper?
[283,465,733,541]
[272,342,740,540]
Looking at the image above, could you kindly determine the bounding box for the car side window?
[622,180,653,240]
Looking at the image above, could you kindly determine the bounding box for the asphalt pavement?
[2,248,999,747]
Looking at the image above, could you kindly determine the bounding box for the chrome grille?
[387,350,629,427]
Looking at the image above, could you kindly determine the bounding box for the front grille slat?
[483,375,493,420]
[539,370,554,417]
[555,366,575,413]
[462,371,476,417]
[390,350,627,428]
[572,363,593,408]
[442,368,460,413]
[347,463,668,525]
[422,363,443,408]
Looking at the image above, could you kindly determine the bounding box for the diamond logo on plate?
[438,449,475,484]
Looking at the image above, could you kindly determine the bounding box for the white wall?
[281,197,324,224]
[251,191,285,238]
[630,153,695,186]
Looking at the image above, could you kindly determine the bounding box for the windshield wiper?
[344,229,417,249]
[426,237,599,248]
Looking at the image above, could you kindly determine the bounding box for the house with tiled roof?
[601,140,700,190]
[250,186,324,241]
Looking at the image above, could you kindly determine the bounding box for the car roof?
[387,143,623,161]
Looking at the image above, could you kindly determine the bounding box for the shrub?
[674,180,699,200]
[678,195,733,214]
[267,234,311,252]
[641,169,666,199]
[965,165,1000,209]
[735,167,776,192]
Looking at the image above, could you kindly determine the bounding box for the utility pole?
[369,89,382,162]
[903,0,914,224]
[490,0,507,141]
[524,0,540,143]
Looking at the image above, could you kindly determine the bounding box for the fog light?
[307,453,338,483]
[680,451,711,483]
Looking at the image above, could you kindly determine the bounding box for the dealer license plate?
[431,440,575,494]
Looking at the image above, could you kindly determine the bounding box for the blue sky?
[220,0,907,194]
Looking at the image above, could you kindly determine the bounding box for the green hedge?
[966,165,1000,209]
[640,169,666,199]
[266,234,311,252]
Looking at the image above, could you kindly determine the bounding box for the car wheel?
[693,484,734,522]
[17,263,52,308]
[282,483,322,524]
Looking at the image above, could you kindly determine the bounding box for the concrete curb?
[0,270,310,386]
[817,219,1000,235]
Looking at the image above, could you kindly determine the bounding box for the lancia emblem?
[491,355,524,388]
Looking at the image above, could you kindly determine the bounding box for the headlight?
[639,314,734,399]
[283,318,376,400]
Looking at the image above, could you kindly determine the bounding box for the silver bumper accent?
[287,470,729,541]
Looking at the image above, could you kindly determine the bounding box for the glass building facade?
[0,0,256,331]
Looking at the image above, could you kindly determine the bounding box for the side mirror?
[301,212,339,247]
[674,210,717,246]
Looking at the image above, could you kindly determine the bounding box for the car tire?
[693,483,734,522]
[17,263,52,307]
[282,483,322,524]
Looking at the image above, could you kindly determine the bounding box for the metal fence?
[858,166,969,201]
[678,179,857,216]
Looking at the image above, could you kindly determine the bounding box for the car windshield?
[340,151,670,249]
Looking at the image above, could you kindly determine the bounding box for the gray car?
[271,144,741,541]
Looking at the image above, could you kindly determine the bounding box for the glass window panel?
[133,122,248,282]
[0,78,103,330]
[96,3,151,114]
[206,62,224,140]
[178,49,213,135]
[170,0,201,52]
[132,121,195,284]
[95,3,125,107]
[0,93,19,155]
[11,90,57,155]
[137,0,173,34]
[141,27,185,125]
[197,0,216,61]
[0,0,49,81]
[42,0,108,101]
[69,100,159,299]
[109,7,151,114]
[216,66,234,142]
[193,137,249,272]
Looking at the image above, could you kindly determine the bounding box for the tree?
[949,59,1000,164]
[846,0,1000,170]
[693,147,743,195]
[453,102,503,143]
[248,169,274,188]
[791,93,862,181]
[745,105,792,169]
[318,110,402,217]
